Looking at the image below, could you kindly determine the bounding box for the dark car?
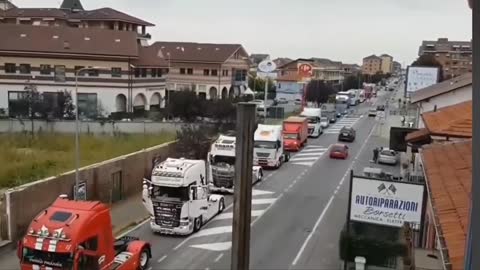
[376,105,385,111]
[338,126,356,142]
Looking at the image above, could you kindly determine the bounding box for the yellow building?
[380,54,394,74]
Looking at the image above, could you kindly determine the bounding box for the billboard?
[349,176,424,229]
[298,63,313,81]
[405,66,439,97]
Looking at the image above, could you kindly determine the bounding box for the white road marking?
[251,193,284,226]
[252,189,275,196]
[301,148,326,153]
[190,242,232,251]
[215,210,264,220]
[214,253,224,262]
[252,198,277,205]
[304,145,326,149]
[290,157,321,162]
[294,153,325,157]
[157,255,167,263]
[290,161,315,166]
[291,121,377,267]
[191,226,232,238]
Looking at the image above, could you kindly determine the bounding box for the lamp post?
[74,66,106,200]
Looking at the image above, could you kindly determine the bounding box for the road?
[1,89,397,270]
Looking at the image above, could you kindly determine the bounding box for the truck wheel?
[138,248,150,270]
[194,216,203,232]
[285,153,290,162]
[219,198,225,213]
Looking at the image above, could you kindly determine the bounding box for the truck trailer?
[142,158,225,235]
[283,116,308,151]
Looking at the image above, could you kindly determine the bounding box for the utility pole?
[465,1,478,269]
[231,103,256,270]
[264,79,268,121]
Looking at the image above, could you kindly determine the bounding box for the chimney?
[433,105,437,112]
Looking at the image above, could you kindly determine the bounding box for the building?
[342,63,361,77]
[410,73,472,128]
[361,55,382,75]
[150,41,250,100]
[275,73,303,101]
[393,61,402,75]
[0,0,168,117]
[272,57,293,69]
[418,38,472,79]
[250,54,270,66]
[379,54,393,74]
[310,58,344,86]
[0,0,15,10]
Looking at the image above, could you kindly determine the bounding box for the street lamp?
[74,66,107,200]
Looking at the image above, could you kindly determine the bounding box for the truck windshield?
[306,117,318,123]
[212,155,235,165]
[254,141,277,149]
[22,248,73,269]
[152,185,189,201]
[284,133,299,140]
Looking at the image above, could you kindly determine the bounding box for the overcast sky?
[14,0,472,65]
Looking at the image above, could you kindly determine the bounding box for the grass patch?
[0,132,175,188]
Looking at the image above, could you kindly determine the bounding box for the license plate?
[343,133,348,136]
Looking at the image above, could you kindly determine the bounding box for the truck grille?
[152,200,182,228]
[256,152,270,158]
[212,168,234,188]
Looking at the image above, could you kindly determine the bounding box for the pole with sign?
[298,63,313,110]
[257,60,277,121]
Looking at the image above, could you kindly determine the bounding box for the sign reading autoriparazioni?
[349,177,424,228]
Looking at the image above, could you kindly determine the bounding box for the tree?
[174,125,215,159]
[305,80,336,105]
[343,75,361,90]
[166,90,205,122]
[248,74,276,99]
[54,90,75,120]
[412,54,444,81]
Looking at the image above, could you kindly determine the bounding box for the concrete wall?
[417,85,472,115]
[0,119,191,134]
[4,141,176,241]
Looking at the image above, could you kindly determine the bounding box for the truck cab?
[283,116,308,151]
[254,124,290,169]
[142,158,225,235]
[18,196,152,270]
[300,108,323,138]
[208,135,263,193]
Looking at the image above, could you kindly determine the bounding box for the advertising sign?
[298,63,313,80]
[349,177,424,228]
[405,66,439,96]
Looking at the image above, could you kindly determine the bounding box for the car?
[320,117,330,128]
[329,144,349,159]
[277,97,288,104]
[338,126,356,142]
[368,109,377,117]
[294,98,302,105]
[378,148,398,165]
[376,105,385,111]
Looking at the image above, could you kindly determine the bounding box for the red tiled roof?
[151,42,246,63]
[0,24,138,58]
[132,45,168,67]
[422,101,472,138]
[421,140,471,270]
[405,128,430,143]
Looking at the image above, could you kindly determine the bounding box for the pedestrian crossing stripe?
[290,157,320,162]
[290,161,315,166]
[215,210,265,220]
[190,242,231,251]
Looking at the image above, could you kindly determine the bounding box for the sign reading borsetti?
[350,177,424,228]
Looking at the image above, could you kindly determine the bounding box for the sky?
[14,0,472,65]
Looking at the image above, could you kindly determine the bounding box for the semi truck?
[346,89,360,106]
[142,158,225,235]
[283,116,308,151]
[253,124,290,169]
[300,107,323,137]
[320,103,337,123]
[208,134,263,193]
[18,195,152,270]
[335,94,350,117]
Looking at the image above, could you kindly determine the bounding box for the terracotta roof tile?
[405,128,430,142]
[151,42,245,63]
[422,100,472,138]
[421,140,471,270]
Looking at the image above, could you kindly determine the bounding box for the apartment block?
[418,38,472,79]
[361,55,382,75]
[380,54,393,74]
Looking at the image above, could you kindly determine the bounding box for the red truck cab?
[283,116,308,151]
[17,195,151,270]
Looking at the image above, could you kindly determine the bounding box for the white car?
[320,117,330,128]
[378,148,398,165]
[368,109,377,117]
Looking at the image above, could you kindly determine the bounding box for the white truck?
[300,107,323,137]
[208,134,263,193]
[253,124,290,169]
[142,158,225,235]
[347,89,360,106]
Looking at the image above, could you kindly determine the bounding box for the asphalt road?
[0,90,396,270]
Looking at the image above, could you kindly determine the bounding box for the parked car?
[294,98,302,105]
[378,148,398,165]
[320,117,330,128]
[277,97,288,104]
[338,127,356,142]
[329,144,349,159]
[368,109,377,117]
[376,105,385,111]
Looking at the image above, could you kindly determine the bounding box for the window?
[4,63,16,73]
[81,236,98,251]
[50,211,72,222]
[19,64,31,74]
[78,254,99,270]
[151,68,157,77]
[54,65,66,82]
[187,68,193,75]
[222,70,229,76]
[74,66,85,76]
[40,64,51,75]
[157,68,163,77]
[180,68,186,74]
[111,67,122,77]
[203,69,210,76]
[134,68,140,77]
[77,93,97,118]
[87,68,99,77]
[211,69,218,76]
[141,68,147,77]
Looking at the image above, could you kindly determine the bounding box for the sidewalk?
[0,193,148,269]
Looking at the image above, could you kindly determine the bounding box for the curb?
[114,216,150,237]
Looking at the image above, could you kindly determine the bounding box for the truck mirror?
[16,240,22,259]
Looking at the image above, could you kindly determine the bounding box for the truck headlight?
[180,219,190,226]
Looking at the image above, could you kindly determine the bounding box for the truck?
[335,94,350,117]
[208,134,263,193]
[283,116,308,151]
[300,107,323,137]
[18,195,152,270]
[142,158,225,235]
[346,89,360,106]
[254,124,290,169]
[320,103,337,123]
[359,90,366,103]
